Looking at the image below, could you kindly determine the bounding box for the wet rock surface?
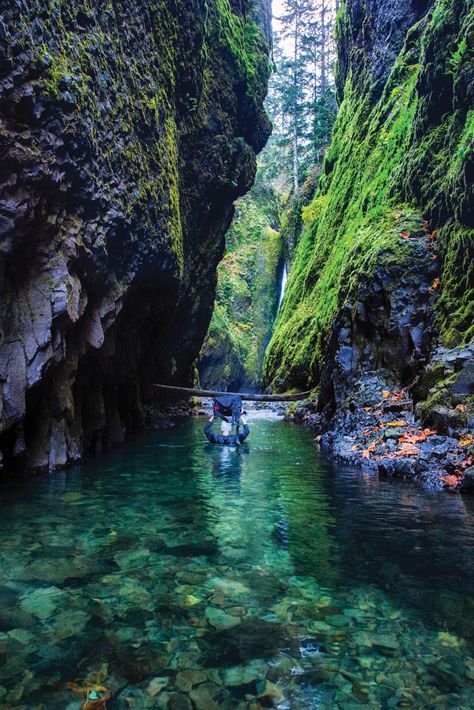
[285,225,473,491]
[290,368,473,492]
[264,0,473,496]
[0,0,272,473]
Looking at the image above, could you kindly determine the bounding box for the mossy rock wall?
[264,0,473,403]
[0,0,272,471]
[199,177,283,391]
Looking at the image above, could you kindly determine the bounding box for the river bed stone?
[0,416,472,707]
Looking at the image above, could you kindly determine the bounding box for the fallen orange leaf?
[401,231,410,239]
[382,390,390,399]
[455,404,466,412]
[362,436,383,459]
[386,420,407,427]
[431,277,440,289]
[460,434,473,447]
[399,429,436,444]
[399,443,419,456]
[389,390,405,403]
[440,475,459,487]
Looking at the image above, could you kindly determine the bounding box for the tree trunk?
[153,384,313,402]
[292,4,300,197]
[321,0,327,94]
[293,120,299,196]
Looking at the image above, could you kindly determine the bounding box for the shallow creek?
[1,410,474,708]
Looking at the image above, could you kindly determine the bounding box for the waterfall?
[278,262,288,309]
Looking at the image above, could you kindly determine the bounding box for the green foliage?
[264,0,474,388]
[200,180,283,389]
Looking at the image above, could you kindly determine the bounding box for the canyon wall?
[0,0,271,471]
[264,0,473,484]
[198,175,282,392]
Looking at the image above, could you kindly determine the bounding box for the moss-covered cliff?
[264,0,473,412]
[0,0,271,471]
[198,175,282,391]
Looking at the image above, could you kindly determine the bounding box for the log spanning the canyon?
[153,384,312,402]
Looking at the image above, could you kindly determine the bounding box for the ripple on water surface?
[0,415,474,708]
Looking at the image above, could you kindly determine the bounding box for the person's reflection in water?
[207,441,249,494]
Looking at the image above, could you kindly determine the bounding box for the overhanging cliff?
[0,0,272,471]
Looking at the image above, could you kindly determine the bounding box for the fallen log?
[152,383,313,402]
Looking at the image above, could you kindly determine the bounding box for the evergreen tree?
[270,0,338,190]
[300,0,337,166]
[275,0,314,197]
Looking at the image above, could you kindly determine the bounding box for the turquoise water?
[0,412,474,708]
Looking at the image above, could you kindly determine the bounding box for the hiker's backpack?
[213,395,242,429]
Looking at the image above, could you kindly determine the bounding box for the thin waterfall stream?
[278,262,288,310]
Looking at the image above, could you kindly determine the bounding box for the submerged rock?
[203,619,288,666]
[371,634,401,657]
[223,659,268,687]
[19,586,67,620]
[205,607,241,632]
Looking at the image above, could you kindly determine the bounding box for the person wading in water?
[204,407,250,446]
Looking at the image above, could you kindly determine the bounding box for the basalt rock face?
[265,0,473,488]
[0,0,271,471]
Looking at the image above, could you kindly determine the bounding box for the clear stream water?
[1,411,474,708]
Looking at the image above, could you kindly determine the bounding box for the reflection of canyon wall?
[327,462,474,639]
[0,1,271,471]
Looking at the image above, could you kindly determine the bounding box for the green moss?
[200,179,283,389]
[24,1,190,267]
[214,0,270,99]
[264,54,422,386]
[20,0,270,286]
[264,0,473,389]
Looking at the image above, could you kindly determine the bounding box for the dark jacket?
[204,420,249,445]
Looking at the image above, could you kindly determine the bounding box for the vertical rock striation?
[0,0,272,471]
